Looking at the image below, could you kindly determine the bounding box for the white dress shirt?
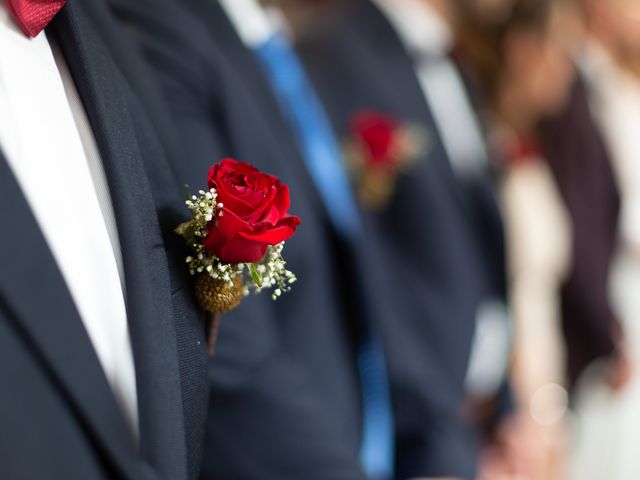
[0,7,139,436]
[373,0,511,400]
[217,0,286,48]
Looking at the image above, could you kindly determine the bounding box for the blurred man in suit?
[0,0,209,478]
[109,0,406,479]
[297,0,513,477]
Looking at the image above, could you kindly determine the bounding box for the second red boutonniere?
[344,110,429,210]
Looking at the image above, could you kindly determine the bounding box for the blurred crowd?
[244,0,640,478]
[4,0,640,479]
[423,0,640,478]
[453,1,640,478]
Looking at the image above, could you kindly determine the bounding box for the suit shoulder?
[108,0,222,95]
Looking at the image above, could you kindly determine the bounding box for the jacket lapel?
[0,152,142,479]
[51,3,188,479]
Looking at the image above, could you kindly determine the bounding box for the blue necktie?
[255,33,394,479]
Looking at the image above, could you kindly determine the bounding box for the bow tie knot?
[6,0,68,38]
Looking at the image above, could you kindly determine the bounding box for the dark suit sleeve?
[561,227,620,384]
[108,2,367,478]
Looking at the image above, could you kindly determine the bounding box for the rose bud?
[204,158,301,264]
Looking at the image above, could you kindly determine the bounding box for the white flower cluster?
[185,188,221,235]
[179,188,296,301]
[250,242,297,300]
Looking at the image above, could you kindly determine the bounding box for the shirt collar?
[217,0,288,47]
[371,0,452,58]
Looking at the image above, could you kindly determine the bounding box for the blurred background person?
[458,0,634,478]
[455,1,576,478]
[297,0,514,478]
[563,1,640,478]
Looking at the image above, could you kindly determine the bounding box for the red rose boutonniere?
[344,111,429,209]
[176,159,301,353]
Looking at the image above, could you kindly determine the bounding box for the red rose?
[350,111,400,169]
[204,159,301,264]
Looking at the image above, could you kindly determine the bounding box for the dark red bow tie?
[6,0,68,38]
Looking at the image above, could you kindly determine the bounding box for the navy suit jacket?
[108,0,391,478]
[0,1,209,479]
[298,1,508,478]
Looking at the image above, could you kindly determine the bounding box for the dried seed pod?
[195,274,244,313]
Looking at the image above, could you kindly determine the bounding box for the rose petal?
[217,175,261,217]
[208,158,259,189]
[246,170,279,191]
[272,183,291,218]
[239,215,301,244]
[212,160,284,220]
[251,202,280,227]
[244,184,278,223]
[203,207,251,260]
[220,234,270,264]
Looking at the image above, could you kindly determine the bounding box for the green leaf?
[174,221,190,236]
[249,264,263,288]
[184,184,191,201]
[183,222,199,245]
